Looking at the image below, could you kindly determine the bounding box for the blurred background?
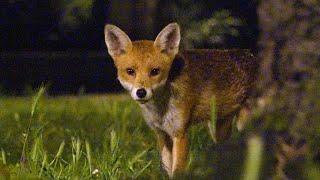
[1,0,320,179]
[0,0,258,95]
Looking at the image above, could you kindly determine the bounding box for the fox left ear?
[154,23,181,57]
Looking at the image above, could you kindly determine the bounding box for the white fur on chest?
[139,100,183,137]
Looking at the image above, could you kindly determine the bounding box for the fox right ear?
[104,24,132,57]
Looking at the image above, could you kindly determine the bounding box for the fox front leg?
[156,131,188,178]
[156,131,173,175]
[171,134,188,177]
[162,101,190,177]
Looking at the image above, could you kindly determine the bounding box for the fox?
[104,22,258,178]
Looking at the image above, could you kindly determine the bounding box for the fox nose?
[136,88,147,98]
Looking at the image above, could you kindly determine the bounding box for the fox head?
[104,23,181,103]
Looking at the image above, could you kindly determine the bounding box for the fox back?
[176,49,258,121]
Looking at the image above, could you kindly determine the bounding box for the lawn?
[0,88,318,179]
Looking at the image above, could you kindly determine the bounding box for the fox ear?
[104,24,132,57]
[154,23,181,57]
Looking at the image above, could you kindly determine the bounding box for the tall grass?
[21,86,46,164]
[0,89,159,179]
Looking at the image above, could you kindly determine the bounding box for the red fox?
[104,23,258,177]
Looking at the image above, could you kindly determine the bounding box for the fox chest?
[139,102,184,137]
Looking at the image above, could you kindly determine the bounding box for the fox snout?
[131,87,152,103]
[136,88,146,98]
[118,78,153,103]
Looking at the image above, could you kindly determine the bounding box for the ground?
[0,91,318,179]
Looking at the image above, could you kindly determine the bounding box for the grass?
[0,89,319,179]
[0,92,161,179]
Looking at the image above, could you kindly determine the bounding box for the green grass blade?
[209,96,217,142]
[128,149,150,172]
[38,154,47,177]
[1,149,6,165]
[242,135,264,180]
[56,141,65,159]
[31,138,40,162]
[75,138,81,165]
[85,140,92,174]
[110,130,118,153]
[31,86,46,117]
[130,149,149,165]
[133,160,152,179]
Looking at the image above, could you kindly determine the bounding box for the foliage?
[59,0,94,28]
[168,0,242,48]
[257,0,320,157]
[183,10,242,48]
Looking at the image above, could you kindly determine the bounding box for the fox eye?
[150,68,160,76]
[126,68,135,76]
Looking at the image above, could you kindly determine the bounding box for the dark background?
[0,0,258,95]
